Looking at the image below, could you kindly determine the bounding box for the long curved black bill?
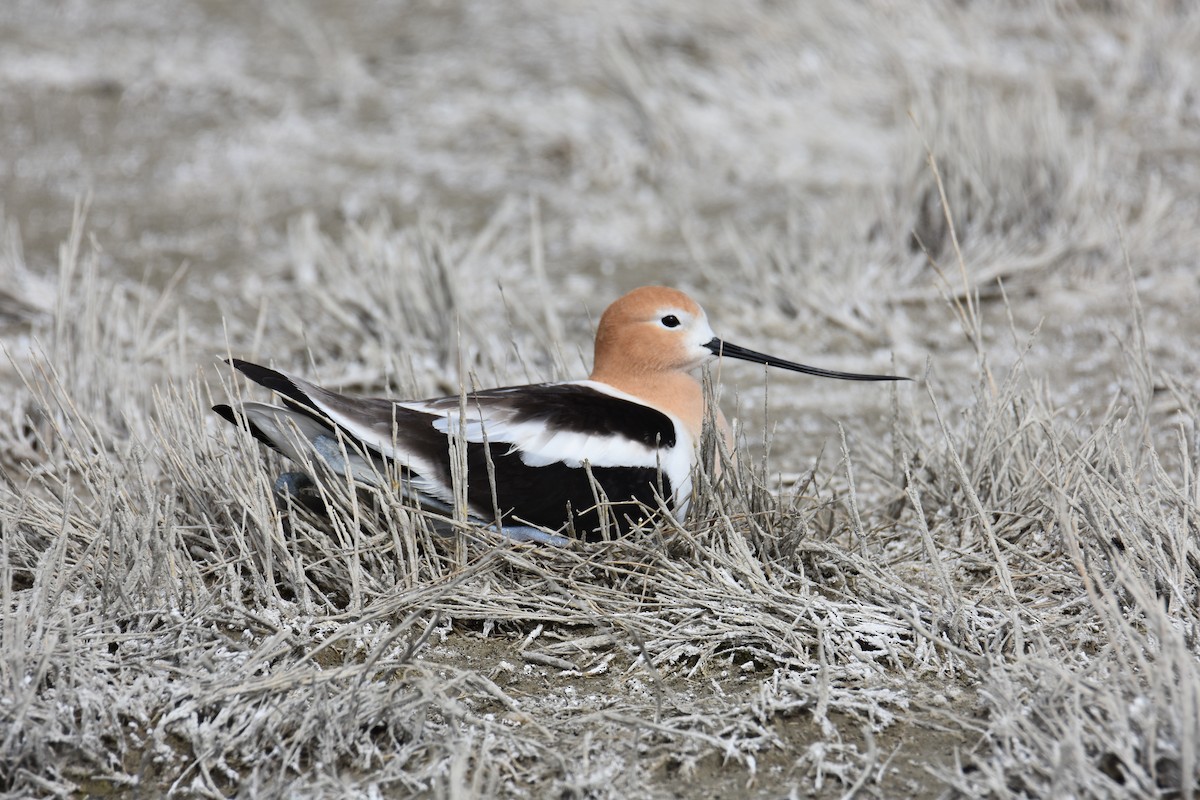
[705,338,909,382]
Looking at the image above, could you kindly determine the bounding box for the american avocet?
[214,286,906,543]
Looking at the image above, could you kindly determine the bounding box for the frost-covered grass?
[3,1,1200,797]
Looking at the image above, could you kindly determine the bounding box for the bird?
[213,286,907,544]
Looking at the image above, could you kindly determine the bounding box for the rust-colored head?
[587,285,908,439]
[590,286,717,380]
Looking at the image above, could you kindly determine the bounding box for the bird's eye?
[661,315,681,328]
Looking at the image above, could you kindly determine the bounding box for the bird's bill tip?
[704,338,909,382]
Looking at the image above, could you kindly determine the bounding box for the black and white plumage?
[214,360,691,543]
[214,286,906,542]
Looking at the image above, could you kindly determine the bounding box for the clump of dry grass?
[3,194,1196,799]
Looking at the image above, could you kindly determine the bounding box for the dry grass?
[3,1,1200,797]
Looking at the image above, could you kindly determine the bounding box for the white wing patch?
[401,381,675,470]
[425,415,662,469]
